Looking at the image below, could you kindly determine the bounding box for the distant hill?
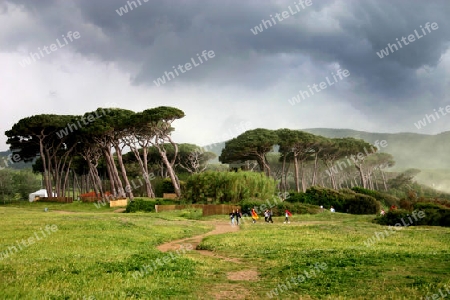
[203,128,450,170]
[302,128,450,170]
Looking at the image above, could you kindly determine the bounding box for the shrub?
[374,207,450,227]
[374,209,411,226]
[288,187,380,214]
[274,202,319,215]
[162,178,175,193]
[399,199,413,210]
[439,210,450,227]
[238,195,319,217]
[413,202,442,210]
[125,199,155,213]
[345,194,379,214]
[414,197,450,209]
[351,187,399,208]
[286,192,309,203]
[303,186,353,212]
[184,171,277,203]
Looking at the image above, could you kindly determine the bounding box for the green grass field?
[0,202,449,299]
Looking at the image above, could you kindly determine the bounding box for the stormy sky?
[1,0,449,151]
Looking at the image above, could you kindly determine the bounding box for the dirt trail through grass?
[157,221,239,253]
[157,219,344,299]
[157,221,259,299]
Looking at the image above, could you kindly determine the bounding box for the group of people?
[229,209,242,225]
[320,205,335,212]
[230,208,293,225]
[264,209,274,223]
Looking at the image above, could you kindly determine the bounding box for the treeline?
[0,169,41,203]
[219,128,402,193]
[5,107,429,202]
[5,106,215,200]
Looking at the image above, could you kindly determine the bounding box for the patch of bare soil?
[210,283,253,300]
[113,208,126,213]
[226,269,259,281]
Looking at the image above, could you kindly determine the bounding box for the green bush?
[274,202,319,215]
[374,209,411,226]
[288,187,380,214]
[125,198,179,213]
[374,207,450,227]
[303,186,352,212]
[125,199,155,213]
[239,198,319,217]
[351,187,399,208]
[414,197,450,209]
[286,192,310,203]
[162,178,175,193]
[345,194,380,214]
[184,171,277,203]
[413,202,442,210]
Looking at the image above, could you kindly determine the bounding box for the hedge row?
[288,186,380,214]
[239,198,319,217]
[351,187,400,208]
[375,206,450,227]
[125,198,179,213]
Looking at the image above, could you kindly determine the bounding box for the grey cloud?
[2,0,450,128]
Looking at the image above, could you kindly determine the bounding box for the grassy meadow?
[0,201,449,299]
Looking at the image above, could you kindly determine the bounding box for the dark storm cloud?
[3,0,450,113]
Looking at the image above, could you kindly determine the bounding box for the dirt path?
[157,221,239,253]
[157,221,258,299]
[157,219,335,299]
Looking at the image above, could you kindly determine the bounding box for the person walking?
[264,209,269,222]
[251,208,259,223]
[235,209,241,225]
[284,209,292,224]
[268,209,274,223]
[230,209,236,225]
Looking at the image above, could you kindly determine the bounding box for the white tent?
[29,189,49,202]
